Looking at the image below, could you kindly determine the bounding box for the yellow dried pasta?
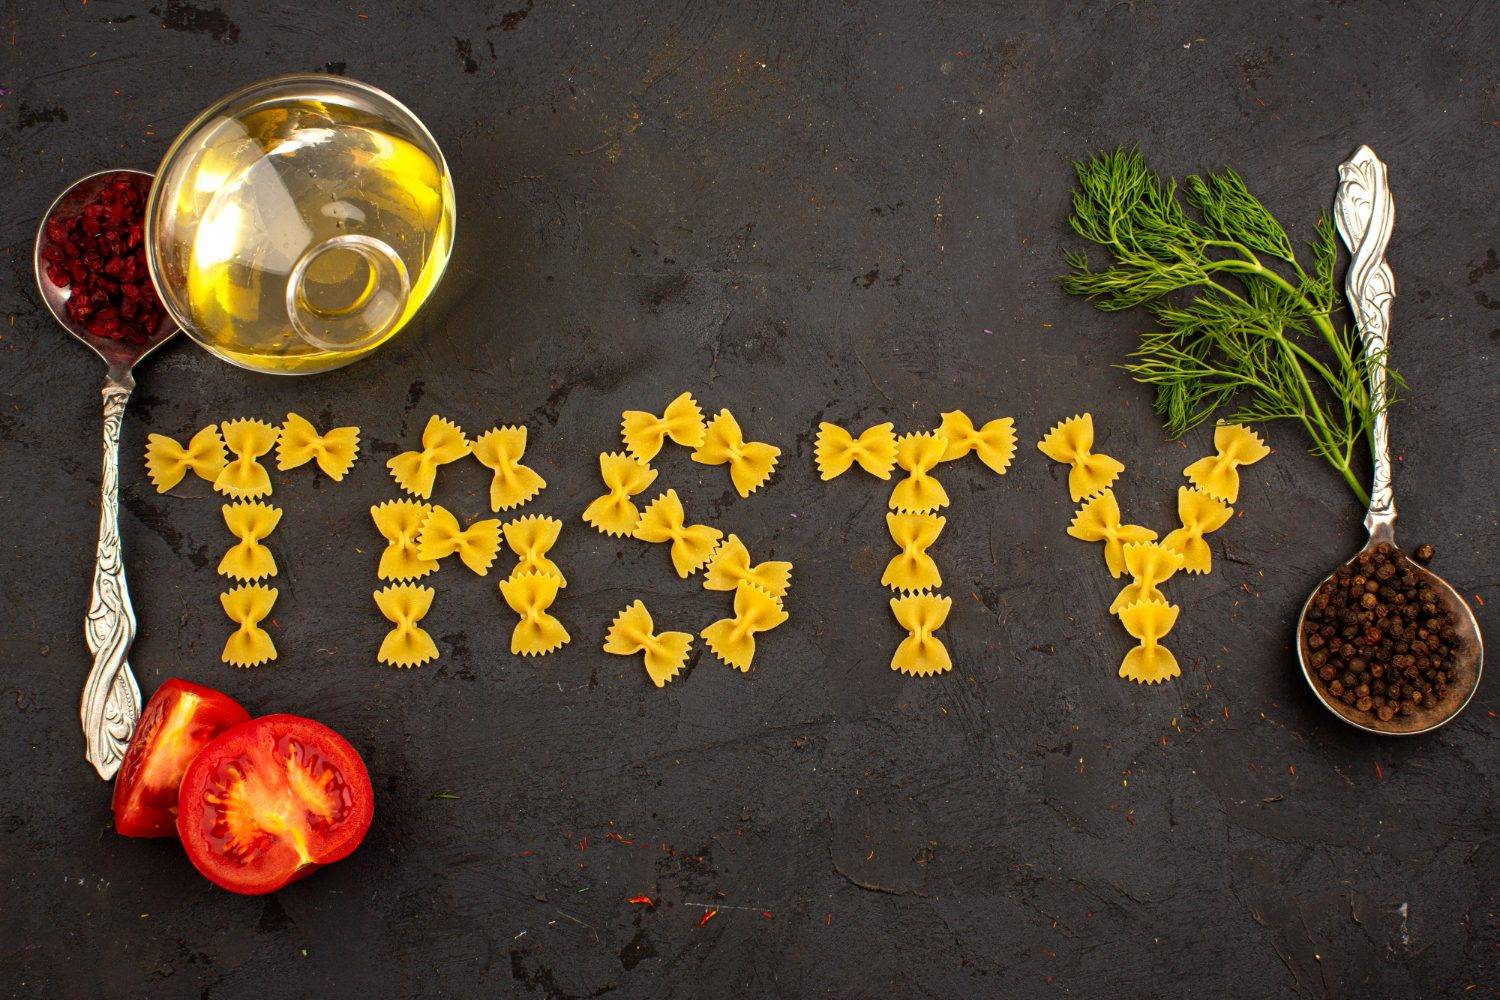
[1118,599,1180,684]
[814,421,897,481]
[145,425,226,493]
[502,514,566,586]
[1037,413,1124,501]
[275,412,360,481]
[632,489,723,578]
[702,534,791,600]
[221,584,277,668]
[889,432,950,513]
[218,502,281,581]
[1109,542,1184,614]
[582,452,658,536]
[1161,486,1233,575]
[692,409,780,498]
[622,392,706,462]
[471,425,546,512]
[499,571,570,656]
[1183,422,1270,503]
[215,419,278,498]
[604,600,693,688]
[371,500,439,581]
[417,505,502,576]
[1067,490,1158,578]
[700,581,788,672]
[936,411,1016,475]
[387,415,470,500]
[890,593,952,676]
[881,513,945,593]
[374,584,439,668]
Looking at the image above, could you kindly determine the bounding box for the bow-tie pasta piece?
[1161,487,1234,575]
[1183,422,1270,503]
[582,452,658,536]
[221,584,278,667]
[936,411,1017,475]
[702,534,792,600]
[275,412,361,481]
[604,600,694,688]
[218,502,282,581]
[472,425,546,512]
[1118,599,1180,684]
[502,515,566,586]
[145,425,227,493]
[881,513,945,593]
[371,500,440,581]
[1109,542,1185,614]
[890,593,952,676]
[417,505,502,576]
[374,584,439,668]
[632,490,724,578]
[692,409,780,498]
[700,581,789,672]
[387,415,470,500]
[889,433,950,514]
[500,572,570,656]
[622,392,707,463]
[1066,490,1158,578]
[814,421,897,481]
[1037,413,1124,502]
[214,419,279,498]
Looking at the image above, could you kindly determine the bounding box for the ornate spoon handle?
[1334,145,1397,542]
[79,375,141,779]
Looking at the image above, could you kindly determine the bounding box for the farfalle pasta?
[890,594,952,676]
[371,500,439,581]
[374,584,439,668]
[503,515,565,586]
[221,584,277,668]
[881,513,945,593]
[702,534,791,600]
[218,502,281,581]
[471,425,546,512]
[889,432,950,513]
[388,415,470,500]
[1183,422,1270,503]
[417,505,501,576]
[1109,542,1184,614]
[632,490,723,578]
[1161,486,1233,575]
[622,392,706,462]
[145,425,226,493]
[582,452,658,536]
[499,571,570,656]
[692,409,780,498]
[936,411,1017,475]
[814,421,897,481]
[1037,413,1124,501]
[275,412,360,482]
[1118,599,1180,684]
[1067,490,1158,578]
[701,581,788,671]
[604,600,693,688]
[215,419,279,498]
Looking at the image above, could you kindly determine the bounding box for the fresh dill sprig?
[1061,148,1399,505]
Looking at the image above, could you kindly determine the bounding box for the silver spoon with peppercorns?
[34,169,178,779]
[1296,147,1483,736]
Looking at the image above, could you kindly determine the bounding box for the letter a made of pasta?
[604,600,693,688]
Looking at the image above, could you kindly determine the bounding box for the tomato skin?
[111,678,251,838]
[176,714,374,895]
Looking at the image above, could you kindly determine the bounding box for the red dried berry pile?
[40,176,165,342]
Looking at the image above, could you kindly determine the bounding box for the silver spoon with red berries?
[34,169,178,778]
[1296,147,1483,736]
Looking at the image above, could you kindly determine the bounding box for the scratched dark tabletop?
[2,2,1497,998]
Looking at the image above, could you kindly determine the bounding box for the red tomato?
[111,678,251,838]
[176,714,374,895]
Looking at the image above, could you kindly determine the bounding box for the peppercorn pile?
[39,174,165,343]
[1303,542,1459,724]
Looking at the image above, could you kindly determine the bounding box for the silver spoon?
[34,168,179,778]
[1296,146,1484,736]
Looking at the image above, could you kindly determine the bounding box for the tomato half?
[111,678,251,838]
[176,714,374,895]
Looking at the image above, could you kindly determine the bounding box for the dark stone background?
[1,2,1495,997]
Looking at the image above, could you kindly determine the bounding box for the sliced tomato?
[176,714,374,895]
[111,678,251,838]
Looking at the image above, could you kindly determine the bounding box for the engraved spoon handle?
[1334,145,1397,542]
[79,375,142,779]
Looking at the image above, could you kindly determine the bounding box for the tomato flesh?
[176,714,374,895]
[111,678,250,838]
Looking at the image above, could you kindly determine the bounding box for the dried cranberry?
[41,175,162,343]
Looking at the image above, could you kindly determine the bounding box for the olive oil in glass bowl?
[146,74,455,374]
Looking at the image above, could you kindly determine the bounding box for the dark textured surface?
[1,2,1497,997]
